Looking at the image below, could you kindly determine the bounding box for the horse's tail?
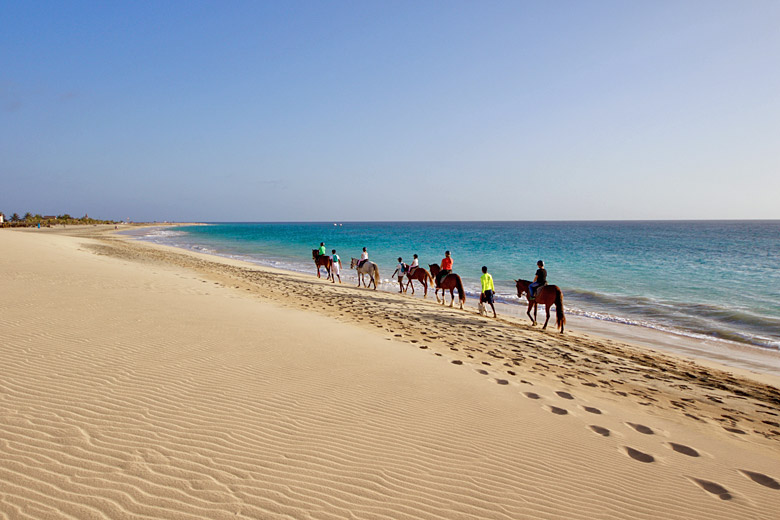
[555,287,566,333]
[426,270,434,286]
[456,275,466,302]
[373,264,380,288]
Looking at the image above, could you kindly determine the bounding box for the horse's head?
[312,249,318,259]
[429,263,439,276]
[350,258,358,269]
[515,279,530,297]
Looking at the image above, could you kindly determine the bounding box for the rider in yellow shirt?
[480,266,497,318]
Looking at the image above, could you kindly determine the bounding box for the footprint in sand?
[667,443,699,457]
[739,470,780,490]
[582,406,602,415]
[690,478,732,500]
[627,423,654,435]
[451,359,463,365]
[476,369,488,375]
[556,391,575,400]
[547,406,568,416]
[523,392,541,400]
[590,425,610,437]
[723,427,746,435]
[624,447,654,463]
[495,379,509,385]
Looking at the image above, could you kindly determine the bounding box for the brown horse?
[515,279,566,333]
[312,250,332,279]
[404,267,435,297]
[429,264,466,309]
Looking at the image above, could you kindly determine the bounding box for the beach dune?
[1,228,779,519]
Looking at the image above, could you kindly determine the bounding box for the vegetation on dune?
[0,211,119,228]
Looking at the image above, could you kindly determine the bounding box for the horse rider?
[318,242,327,257]
[408,254,419,275]
[436,250,453,286]
[358,247,369,268]
[528,260,547,301]
[330,249,342,283]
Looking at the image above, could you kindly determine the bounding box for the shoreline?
[127,223,780,379]
[102,226,780,399]
[2,226,780,518]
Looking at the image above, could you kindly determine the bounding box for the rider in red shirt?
[437,251,453,286]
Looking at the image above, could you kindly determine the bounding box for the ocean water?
[127,221,780,351]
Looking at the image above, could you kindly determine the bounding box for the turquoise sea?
[128,221,780,351]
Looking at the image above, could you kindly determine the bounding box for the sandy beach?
[2,226,779,519]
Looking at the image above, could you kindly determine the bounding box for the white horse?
[350,258,380,290]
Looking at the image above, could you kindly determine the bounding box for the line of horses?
[312,250,565,333]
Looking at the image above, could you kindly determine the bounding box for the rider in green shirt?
[318,242,326,256]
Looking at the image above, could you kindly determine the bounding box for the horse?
[312,250,332,279]
[515,279,566,333]
[350,258,380,290]
[403,266,435,297]
[429,263,466,309]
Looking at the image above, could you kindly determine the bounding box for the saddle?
[529,283,547,300]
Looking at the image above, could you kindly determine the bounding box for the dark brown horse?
[429,264,466,309]
[515,279,566,333]
[312,250,332,279]
[404,267,435,297]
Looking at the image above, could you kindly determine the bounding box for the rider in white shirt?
[409,254,419,275]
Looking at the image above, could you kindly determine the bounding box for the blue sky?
[2,1,778,221]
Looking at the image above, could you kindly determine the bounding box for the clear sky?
[2,1,778,222]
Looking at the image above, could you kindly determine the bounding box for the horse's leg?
[542,304,551,330]
[526,303,535,325]
[449,288,454,307]
[316,263,321,278]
